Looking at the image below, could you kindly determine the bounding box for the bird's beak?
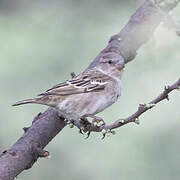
[116,62,125,71]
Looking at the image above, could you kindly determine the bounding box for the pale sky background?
[0,0,180,179]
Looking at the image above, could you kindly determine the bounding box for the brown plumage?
[13,52,125,123]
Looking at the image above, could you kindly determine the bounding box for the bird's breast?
[57,80,121,120]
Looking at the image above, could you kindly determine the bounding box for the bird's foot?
[90,115,105,128]
[79,116,106,138]
[80,117,91,128]
[83,130,91,139]
[79,117,92,138]
[65,118,92,138]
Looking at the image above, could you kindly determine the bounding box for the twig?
[104,78,180,130]
[73,78,180,136]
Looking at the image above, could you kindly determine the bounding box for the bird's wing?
[39,69,111,96]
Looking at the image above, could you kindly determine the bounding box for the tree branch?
[0,0,179,179]
[87,0,180,70]
[0,109,66,180]
[84,78,180,138]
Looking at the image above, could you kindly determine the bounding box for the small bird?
[13,52,125,127]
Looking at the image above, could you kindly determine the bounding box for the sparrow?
[13,52,125,128]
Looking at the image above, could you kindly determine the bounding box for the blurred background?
[0,0,180,179]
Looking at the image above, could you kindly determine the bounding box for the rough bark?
[0,109,66,180]
[0,0,179,179]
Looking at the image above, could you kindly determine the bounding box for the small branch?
[73,78,180,136]
[109,78,180,129]
[0,108,66,180]
[86,0,180,70]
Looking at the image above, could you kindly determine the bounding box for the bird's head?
[97,52,125,79]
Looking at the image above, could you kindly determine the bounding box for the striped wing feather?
[39,69,110,96]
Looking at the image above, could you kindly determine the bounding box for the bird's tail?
[12,98,41,106]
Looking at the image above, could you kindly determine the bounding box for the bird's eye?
[108,60,113,64]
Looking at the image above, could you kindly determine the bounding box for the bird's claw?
[83,130,91,139]
[92,118,105,128]
[101,133,106,139]
[85,115,105,128]
[87,131,91,138]
[79,128,84,135]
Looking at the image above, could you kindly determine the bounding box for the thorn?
[71,72,76,78]
[135,118,140,125]
[166,95,170,101]
[146,103,156,108]
[23,127,30,133]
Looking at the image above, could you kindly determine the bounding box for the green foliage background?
[0,0,180,179]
